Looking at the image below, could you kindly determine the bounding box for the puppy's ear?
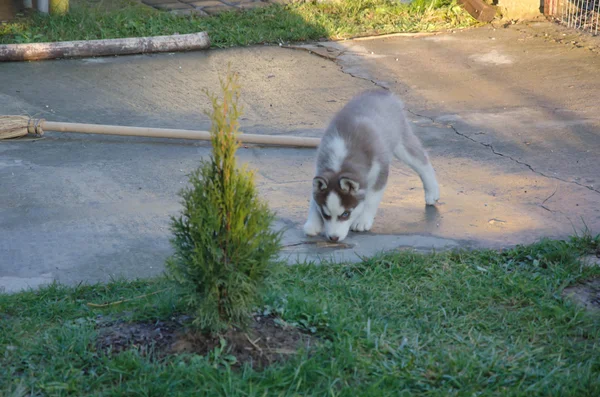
[313,176,328,193]
[339,177,360,193]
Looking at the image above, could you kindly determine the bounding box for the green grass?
[0,0,477,46]
[2,234,600,395]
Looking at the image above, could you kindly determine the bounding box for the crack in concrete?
[331,55,390,91]
[334,62,390,91]
[286,43,600,198]
[405,109,600,196]
[284,44,391,91]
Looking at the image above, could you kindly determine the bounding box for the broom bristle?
[0,115,30,140]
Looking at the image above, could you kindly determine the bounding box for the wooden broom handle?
[27,119,321,148]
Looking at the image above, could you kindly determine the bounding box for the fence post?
[544,0,558,16]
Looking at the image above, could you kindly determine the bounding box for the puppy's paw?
[425,184,440,206]
[303,220,323,237]
[350,215,374,232]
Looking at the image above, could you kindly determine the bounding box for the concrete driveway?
[1,21,599,292]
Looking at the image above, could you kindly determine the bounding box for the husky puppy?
[303,89,440,242]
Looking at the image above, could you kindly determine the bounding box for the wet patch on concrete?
[279,230,462,264]
[469,50,514,65]
[282,241,356,251]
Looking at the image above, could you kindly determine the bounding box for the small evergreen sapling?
[166,69,282,334]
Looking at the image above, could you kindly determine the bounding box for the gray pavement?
[1,21,600,292]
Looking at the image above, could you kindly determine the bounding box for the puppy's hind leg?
[303,197,324,236]
[394,123,440,205]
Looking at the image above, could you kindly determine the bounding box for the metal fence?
[545,0,600,35]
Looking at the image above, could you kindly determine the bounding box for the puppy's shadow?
[424,205,441,227]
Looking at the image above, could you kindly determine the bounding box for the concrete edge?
[280,26,481,56]
[317,27,478,43]
[0,22,479,63]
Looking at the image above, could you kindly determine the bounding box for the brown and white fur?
[303,89,439,242]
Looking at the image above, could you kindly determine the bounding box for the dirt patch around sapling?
[95,315,183,356]
[95,313,314,368]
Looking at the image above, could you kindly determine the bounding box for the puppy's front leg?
[303,197,324,236]
[351,189,384,232]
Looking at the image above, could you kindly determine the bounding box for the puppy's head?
[313,174,365,242]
